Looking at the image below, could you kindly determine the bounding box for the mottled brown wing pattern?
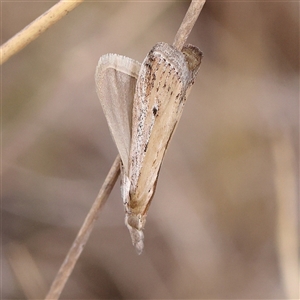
[125,42,202,253]
[96,42,202,254]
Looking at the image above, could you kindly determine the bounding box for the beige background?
[2,1,299,299]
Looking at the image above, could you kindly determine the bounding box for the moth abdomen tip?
[130,228,144,255]
[125,213,145,254]
[135,241,144,255]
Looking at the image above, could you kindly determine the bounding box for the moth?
[95,42,202,254]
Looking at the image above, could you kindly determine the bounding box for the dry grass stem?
[45,155,121,300]
[0,0,84,65]
[173,0,206,51]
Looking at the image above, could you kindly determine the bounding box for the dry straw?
[0,0,84,65]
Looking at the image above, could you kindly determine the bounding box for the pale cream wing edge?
[95,54,141,172]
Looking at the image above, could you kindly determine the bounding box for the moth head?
[182,44,203,80]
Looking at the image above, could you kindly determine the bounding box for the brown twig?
[45,155,121,300]
[0,0,84,65]
[173,0,206,51]
[45,0,206,299]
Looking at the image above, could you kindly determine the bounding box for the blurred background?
[2,0,299,299]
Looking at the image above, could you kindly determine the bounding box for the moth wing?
[129,42,202,217]
[95,54,141,172]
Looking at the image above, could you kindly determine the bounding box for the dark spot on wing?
[145,62,152,70]
[144,142,148,152]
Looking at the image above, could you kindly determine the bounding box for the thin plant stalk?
[45,155,121,300]
[0,0,84,65]
[173,0,206,51]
